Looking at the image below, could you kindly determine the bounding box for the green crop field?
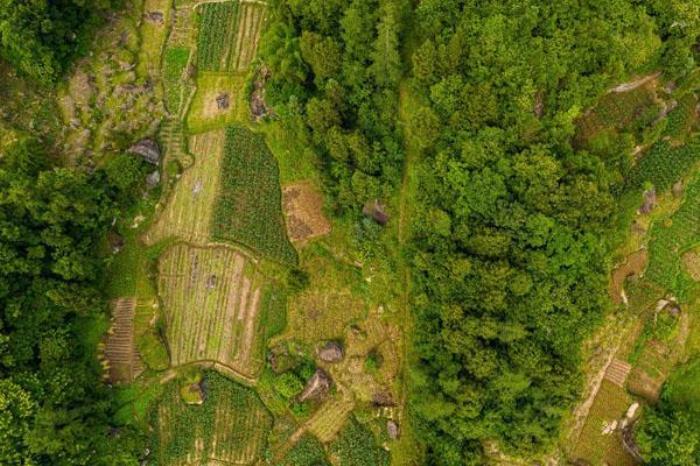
[211,126,297,265]
[196,2,240,72]
[329,417,389,466]
[626,137,700,193]
[645,171,700,295]
[154,371,272,465]
[163,47,190,113]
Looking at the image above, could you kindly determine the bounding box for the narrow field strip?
[147,129,226,246]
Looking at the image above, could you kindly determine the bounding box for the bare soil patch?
[282,181,331,243]
[609,249,648,304]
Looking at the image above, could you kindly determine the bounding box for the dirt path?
[391,83,420,465]
[610,71,661,93]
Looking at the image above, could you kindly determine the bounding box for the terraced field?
[155,372,272,465]
[196,0,267,73]
[147,129,225,245]
[158,244,268,379]
[103,298,145,383]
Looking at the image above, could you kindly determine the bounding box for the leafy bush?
[330,417,388,466]
[278,433,330,466]
[273,372,304,399]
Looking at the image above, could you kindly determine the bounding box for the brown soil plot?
[104,297,145,383]
[282,181,331,243]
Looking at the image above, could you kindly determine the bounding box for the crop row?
[626,137,700,193]
[211,126,297,265]
[197,2,239,72]
[153,371,272,465]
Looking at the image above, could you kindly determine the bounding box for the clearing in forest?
[282,181,331,243]
[195,0,267,73]
[158,243,270,379]
[154,371,272,465]
[575,78,661,146]
[103,297,145,383]
[146,129,225,246]
[211,126,297,265]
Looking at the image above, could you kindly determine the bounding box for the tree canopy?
[0,138,144,465]
[0,0,116,82]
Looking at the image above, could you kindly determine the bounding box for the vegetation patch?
[278,433,330,466]
[163,47,190,113]
[228,1,267,72]
[626,137,700,193]
[196,2,239,72]
[282,248,365,343]
[158,243,268,379]
[571,380,633,465]
[645,171,700,295]
[153,371,272,465]
[329,416,389,466]
[211,126,297,265]
[576,82,661,145]
[609,249,648,305]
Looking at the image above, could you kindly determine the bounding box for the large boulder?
[387,420,399,440]
[129,139,161,165]
[298,368,331,402]
[362,199,389,225]
[318,341,344,363]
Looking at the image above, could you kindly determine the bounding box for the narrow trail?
[392,83,419,464]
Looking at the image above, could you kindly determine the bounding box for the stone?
[318,341,344,363]
[129,139,161,165]
[387,420,399,439]
[146,170,160,188]
[298,369,331,402]
[216,93,230,110]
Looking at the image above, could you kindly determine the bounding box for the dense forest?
[0,0,117,82]
[262,0,700,463]
[261,0,408,213]
[0,3,147,464]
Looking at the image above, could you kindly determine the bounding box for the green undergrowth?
[211,125,297,265]
[329,417,389,466]
[163,47,190,113]
[278,434,330,466]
